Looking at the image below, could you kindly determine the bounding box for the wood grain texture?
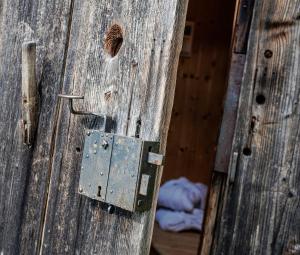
[214,54,246,173]
[199,173,226,255]
[162,0,236,185]
[0,0,73,254]
[152,223,200,255]
[39,0,188,254]
[212,0,300,254]
[213,0,253,174]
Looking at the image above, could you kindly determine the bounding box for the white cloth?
[157,177,208,212]
[156,208,204,232]
[155,177,208,232]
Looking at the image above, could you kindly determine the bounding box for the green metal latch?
[79,130,163,212]
[58,94,164,213]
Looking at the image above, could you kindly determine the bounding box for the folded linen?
[155,208,204,232]
[157,177,208,212]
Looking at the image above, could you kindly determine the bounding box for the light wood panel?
[163,0,236,185]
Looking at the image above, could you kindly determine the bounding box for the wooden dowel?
[21,41,38,145]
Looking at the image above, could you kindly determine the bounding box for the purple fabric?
[155,208,204,232]
[157,177,208,212]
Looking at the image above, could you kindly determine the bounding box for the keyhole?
[97,186,102,197]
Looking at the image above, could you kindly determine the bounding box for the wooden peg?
[21,41,39,145]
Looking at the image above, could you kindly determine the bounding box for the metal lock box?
[79,130,163,212]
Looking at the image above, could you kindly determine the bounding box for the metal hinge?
[59,94,164,213]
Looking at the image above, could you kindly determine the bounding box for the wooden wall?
[210,0,300,253]
[162,0,237,185]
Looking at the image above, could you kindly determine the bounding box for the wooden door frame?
[199,0,256,254]
[201,0,300,253]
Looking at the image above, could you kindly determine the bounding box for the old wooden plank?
[214,54,246,173]
[199,173,226,255]
[39,0,188,254]
[21,41,39,146]
[212,0,300,254]
[214,0,256,174]
[0,0,73,254]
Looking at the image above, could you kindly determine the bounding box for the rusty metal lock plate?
[79,130,161,212]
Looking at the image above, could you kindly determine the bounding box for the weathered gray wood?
[199,173,226,255]
[0,0,73,254]
[214,54,246,173]
[212,0,300,254]
[39,0,188,254]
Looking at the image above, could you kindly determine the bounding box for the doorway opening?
[151,0,237,254]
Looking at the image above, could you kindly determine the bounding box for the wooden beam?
[199,173,226,255]
[214,54,246,173]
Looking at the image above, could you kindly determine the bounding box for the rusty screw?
[131,59,138,67]
[102,140,109,149]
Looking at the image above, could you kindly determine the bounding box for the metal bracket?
[58,94,113,131]
[79,130,164,212]
[229,152,239,184]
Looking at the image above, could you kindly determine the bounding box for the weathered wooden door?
[202,0,300,254]
[0,1,188,254]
